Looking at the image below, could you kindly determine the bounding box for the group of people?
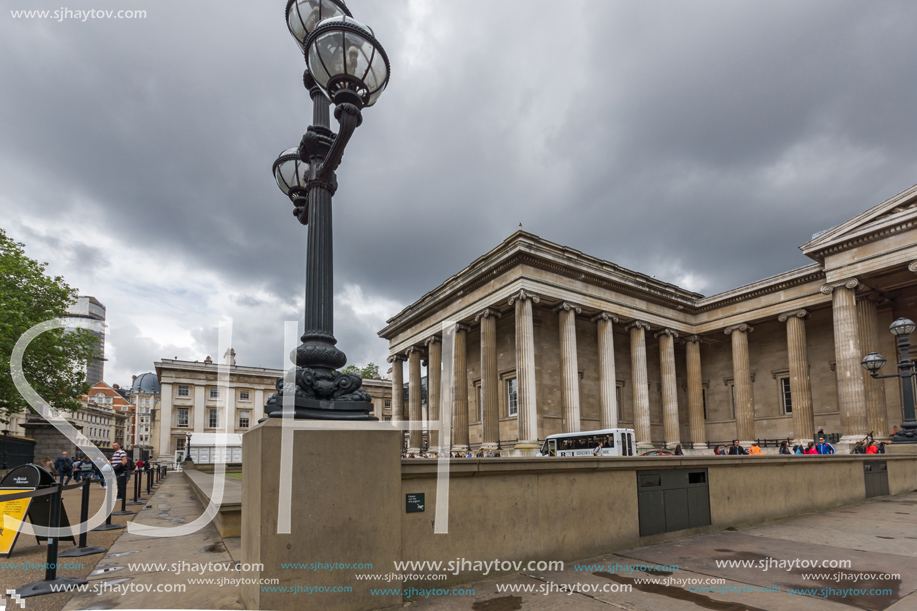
[712,435,888,456]
[39,442,150,501]
[401,450,504,458]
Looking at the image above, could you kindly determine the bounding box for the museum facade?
[379,184,917,453]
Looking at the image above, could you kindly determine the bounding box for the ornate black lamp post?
[265,0,390,421]
[861,317,917,443]
[1,429,9,470]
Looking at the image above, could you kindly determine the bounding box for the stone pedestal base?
[241,420,402,611]
[513,442,541,457]
[886,443,917,455]
[691,442,709,450]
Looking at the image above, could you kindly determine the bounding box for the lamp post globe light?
[265,1,390,420]
[860,317,917,443]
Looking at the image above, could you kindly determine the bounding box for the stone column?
[779,310,815,443]
[387,353,406,450]
[509,290,540,455]
[425,336,442,452]
[592,312,619,430]
[822,280,868,440]
[626,320,652,448]
[725,323,755,443]
[452,324,470,451]
[555,302,582,433]
[857,294,889,438]
[684,336,707,449]
[406,346,423,454]
[475,308,501,450]
[655,328,680,448]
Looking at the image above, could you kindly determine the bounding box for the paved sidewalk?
[62,474,242,610]
[407,491,917,611]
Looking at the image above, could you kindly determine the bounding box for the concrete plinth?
[241,420,402,611]
[886,442,917,455]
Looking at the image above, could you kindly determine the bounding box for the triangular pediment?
[801,183,917,262]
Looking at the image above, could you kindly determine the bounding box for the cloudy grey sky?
[3,0,917,386]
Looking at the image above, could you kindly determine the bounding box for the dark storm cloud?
[3,0,917,377]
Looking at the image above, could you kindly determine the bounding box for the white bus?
[538,428,636,457]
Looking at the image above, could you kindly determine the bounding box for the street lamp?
[265,2,390,421]
[1,429,9,471]
[861,317,917,443]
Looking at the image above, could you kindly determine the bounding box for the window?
[729,383,736,419]
[209,408,218,428]
[702,388,707,420]
[239,390,251,401]
[384,399,391,411]
[506,378,518,417]
[780,377,793,415]
[177,408,189,427]
[209,387,219,399]
[477,384,483,422]
[176,438,186,451]
[239,411,250,428]
[178,385,189,397]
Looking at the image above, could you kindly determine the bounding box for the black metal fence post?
[60,479,105,557]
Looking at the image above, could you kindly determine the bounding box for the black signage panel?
[406,493,425,513]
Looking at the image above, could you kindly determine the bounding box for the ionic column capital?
[820,278,860,294]
[682,334,704,344]
[386,353,407,364]
[625,320,651,332]
[591,311,619,324]
[724,323,754,335]
[654,328,679,340]
[508,289,540,306]
[552,301,582,315]
[404,345,424,358]
[424,335,442,348]
[474,308,502,322]
[908,260,917,273]
[855,291,882,304]
[454,322,471,334]
[778,309,808,323]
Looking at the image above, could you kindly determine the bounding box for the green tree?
[0,229,97,424]
[340,362,380,379]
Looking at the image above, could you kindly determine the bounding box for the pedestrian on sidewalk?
[55,451,73,485]
[815,436,836,455]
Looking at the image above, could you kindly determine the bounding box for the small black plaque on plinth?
[406,493,424,513]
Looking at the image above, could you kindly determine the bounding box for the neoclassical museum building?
[379,184,917,453]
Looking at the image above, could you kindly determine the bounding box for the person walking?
[815,436,836,455]
[54,451,73,485]
[40,456,55,475]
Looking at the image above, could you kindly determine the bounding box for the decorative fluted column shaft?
[556,303,582,433]
[824,280,868,439]
[780,310,815,442]
[726,324,755,442]
[476,309,501,449]
[452,324,470,451]
[593,312,619,430]
[425,336,442,451]
[510,291,540,454]
[388,354,406,444]
[685,336,706,448]
[656,329,680,448]
[407,347,423,453]
[857,295,888,437]
[627,320,652,447]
